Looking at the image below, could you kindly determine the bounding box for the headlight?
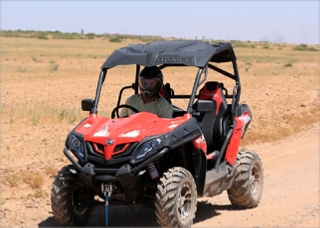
[135,138,162,160]
[71,135,85,158]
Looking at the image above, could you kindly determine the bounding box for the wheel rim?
[177,183,192,219]
[250,162,260,195]
[72,181,88,215]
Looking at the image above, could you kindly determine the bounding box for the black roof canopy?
[101,40,236,69]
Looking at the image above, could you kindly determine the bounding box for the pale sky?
[1,1,319,44]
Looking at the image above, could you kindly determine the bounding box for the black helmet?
[138,66,163,99]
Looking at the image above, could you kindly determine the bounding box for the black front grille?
[84,141,138,168]
[96,143,105,153]
[112,142,138,158]
[86,142,104,158]
[114,144,126,153]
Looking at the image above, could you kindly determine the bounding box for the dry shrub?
[44,165,59,178]
[1,37,318,174]
[242,105,319,145]
[4,173,21,187]
[30,189,46,198]
[20,170,44,189]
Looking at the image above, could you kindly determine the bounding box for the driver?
[120,66,173,118]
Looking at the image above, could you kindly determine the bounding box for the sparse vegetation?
[231,40,256,48]
[33,32,48,40]
[21,170,44,189]
[52,31,80,39]
[0,29,167,42]
[284,62,293,67]
[49,61,59,71]
[4,173,20,187]
[1,101,85,125]
[109,36,122,42]
[1,32,318,207]
[16,66,27,72]
[85,33,95,39]
[44,165,59,177]
[293,44,318,51]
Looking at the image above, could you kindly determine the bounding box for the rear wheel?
[51,165,93,226]
[155,167,197,227]
[227,150,264,208]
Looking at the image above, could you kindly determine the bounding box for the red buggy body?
[51,40,263,227]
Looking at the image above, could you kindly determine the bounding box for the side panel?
[193,147,207,197]
[224,104,252,165]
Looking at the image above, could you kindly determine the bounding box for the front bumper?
[63,146,169,182]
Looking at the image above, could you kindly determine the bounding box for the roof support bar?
[187,68,203,113]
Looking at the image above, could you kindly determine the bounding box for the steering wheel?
[111,104,140,119]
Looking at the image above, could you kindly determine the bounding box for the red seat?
[159,83,173,104]
[195,81,229,153]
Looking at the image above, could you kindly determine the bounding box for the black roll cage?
[90,41,241,118]
[92,58,241,119]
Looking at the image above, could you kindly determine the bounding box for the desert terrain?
[0,35,319,227]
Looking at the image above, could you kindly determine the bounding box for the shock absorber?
[147,163,159,180]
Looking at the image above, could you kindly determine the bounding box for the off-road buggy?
[51,40,264,227]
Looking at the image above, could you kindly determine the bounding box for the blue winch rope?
[105,193,109,226]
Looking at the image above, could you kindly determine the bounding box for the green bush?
[293,44,318,51]
[52,32,79,39]
[0,30,21,37]
[49,61,59,71]
[284,62,293,67]
[85,33,95,39]
[33,33,48,39]
[230,41,255,48]
[109,36,122,42]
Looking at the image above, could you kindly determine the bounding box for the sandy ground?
[1,123,318,227]
[0,37,319,227]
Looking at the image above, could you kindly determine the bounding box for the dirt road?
[1,36,318,228]
[1,124,319,227]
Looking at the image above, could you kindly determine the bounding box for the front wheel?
[51,165,93,226]
[227,150,264,208]
[155,167,197,227]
